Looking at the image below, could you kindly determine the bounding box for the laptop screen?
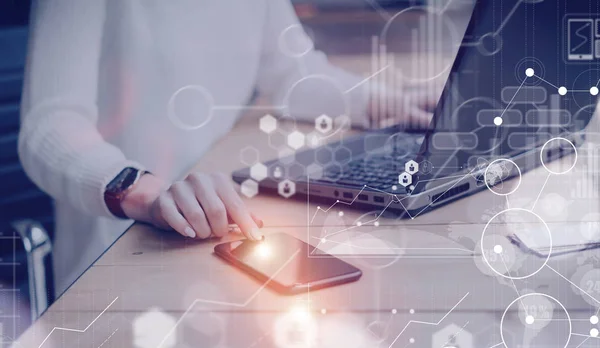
[419,0,598,180]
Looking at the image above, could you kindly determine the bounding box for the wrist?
[121,174,165,222]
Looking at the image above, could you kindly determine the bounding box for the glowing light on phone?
[255,243,271,259]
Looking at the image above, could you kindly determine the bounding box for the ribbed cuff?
[75,157,146,219]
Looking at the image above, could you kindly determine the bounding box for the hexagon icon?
[306,163,323,180]
[134,308,177,348]
[432,323,473,348]
[315,147,333,165]
[239,146,259,166]
[405,160,419,175]
[287,131,306,150]
[241,179,259,198]
[278,147,296,165]
[271,165,284,179]
[398,172,412,187]
[420,160,433,174]
[288,163,305,178]
[306,132,322,149]
[315,114,333,134]
[278,179,296,198]
[250,163,268,182]
[259,114,277,133]
[334,146,352,164]
[268,129,288,149]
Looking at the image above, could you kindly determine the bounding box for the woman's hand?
[121,172,263,240]
[367,86,439,129]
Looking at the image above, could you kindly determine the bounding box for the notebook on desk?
[509,222,600,257]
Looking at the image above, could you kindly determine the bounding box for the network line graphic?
[155,250,300,348]
[308,62,598,237]
[307,166,481,253]
[302,56,600,345]
[460,0,526,49]
[33,296,119,348]
[387,292,469,347]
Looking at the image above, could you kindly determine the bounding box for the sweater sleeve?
[19,0,143,217]
[255,0,370,128]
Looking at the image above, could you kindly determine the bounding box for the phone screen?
[215,233,361,292]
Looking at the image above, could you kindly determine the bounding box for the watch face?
[107,167,138,193]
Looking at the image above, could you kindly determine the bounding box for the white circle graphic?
[558,86,568,95]
[525,68,535,77]
[278,24,314,58]
[484,158,522,196]
[481,208,551,279]
[167,85,214,130]
[500,293,571,348]
[540,137,578,175]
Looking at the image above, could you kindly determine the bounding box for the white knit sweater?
[19,0,369,295]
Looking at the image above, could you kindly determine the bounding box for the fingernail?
[257,219,264,228]
[251,227,263,241]
[184,227,196,238]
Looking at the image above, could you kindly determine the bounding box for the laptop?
[233,0,598,218]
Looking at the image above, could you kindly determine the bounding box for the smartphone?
[214,233,362,294]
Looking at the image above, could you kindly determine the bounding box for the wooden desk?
[14,108,600,347]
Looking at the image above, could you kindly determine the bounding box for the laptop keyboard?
[313,134,423,191]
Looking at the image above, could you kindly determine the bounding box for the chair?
[0,1,55,339]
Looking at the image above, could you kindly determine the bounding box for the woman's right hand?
[121,172,263,240]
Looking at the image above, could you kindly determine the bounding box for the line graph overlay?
[309,166,479,242]
[387,292,470,347]
[156,250,300,348]
[33,296,119,348]
[345,64,390,94]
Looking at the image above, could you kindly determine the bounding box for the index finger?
[212,174,262,240]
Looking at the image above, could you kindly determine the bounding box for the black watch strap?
[104,167,150,219]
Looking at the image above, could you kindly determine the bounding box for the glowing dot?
[591,315,599,324]
[290,306,311,320]
[493,245,503,254]
[591,328,599,337]
[321,308,327,315]
[494,117,503,126]
[391,309,397,314]
[356,221,362,226]
[409,309,415,314]
[336,200,340,203]
[317,206,321,210]
[374,221,380,227]
[321,238,326,244]
[558,86,567,95]
[392,185,398,191]
[525,315,534,325]
[409,185,415,191]
[525,68,535,77]
[338,211,344,217]
[591,86,599,96]
[409,338,415,344]
[255,243,271,258]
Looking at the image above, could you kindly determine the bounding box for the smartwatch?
[104,167,150,219]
